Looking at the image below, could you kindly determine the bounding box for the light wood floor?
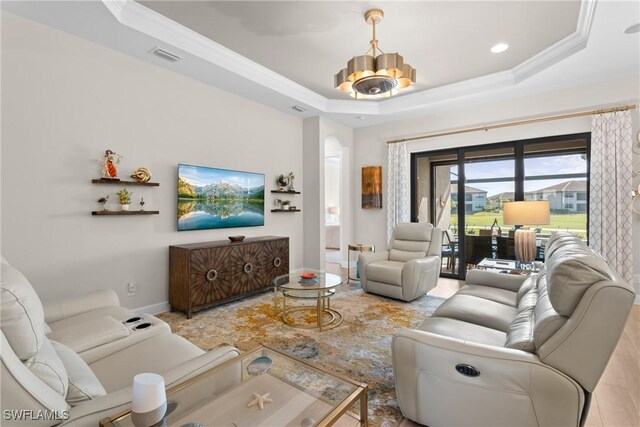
[326,263,640,427]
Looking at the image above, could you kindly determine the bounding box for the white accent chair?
[359,223,442,302]
[392,232,635,426]
[0,257,240,426]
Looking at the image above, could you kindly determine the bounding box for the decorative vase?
[121,204,130,211]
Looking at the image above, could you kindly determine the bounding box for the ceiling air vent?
[149,47,181,63]
[291,105,306,112]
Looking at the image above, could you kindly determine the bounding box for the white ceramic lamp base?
[514,228,536,264]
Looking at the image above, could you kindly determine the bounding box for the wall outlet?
[127,282,136,297]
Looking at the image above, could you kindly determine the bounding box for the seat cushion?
[366,260,405,286]
[432,294,517,332]
[89,333,205,392]
[1,263,46,360]
[417,317,506,347]
[456,284,517,307]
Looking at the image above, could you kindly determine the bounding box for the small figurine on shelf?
[101,150,122,180]
[97,195,109,211]
[139,197,146,211]
[116,188,132,211]
[274,198,282,210]
[276,174,288,191]
[286,172,295,191]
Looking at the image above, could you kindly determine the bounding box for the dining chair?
[464,235,493,269]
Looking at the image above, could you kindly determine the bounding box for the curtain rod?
[386,104,637,144]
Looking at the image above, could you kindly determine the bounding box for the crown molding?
[512,0,597,83]
[101,0,596,117]
[103,0,327,111]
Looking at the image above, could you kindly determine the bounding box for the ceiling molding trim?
[103,0,329,111]
[378,70,515,114]
[512,0,596,84]
[101,0,127,20]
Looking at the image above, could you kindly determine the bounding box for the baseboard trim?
[134,301,170,315]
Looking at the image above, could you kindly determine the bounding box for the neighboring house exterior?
[524,180,587,213]
[451,185,487,213]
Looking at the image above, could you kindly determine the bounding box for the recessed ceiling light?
[490,43,509,54]
[625,23,640,34]
[356,116,366,120]
[291,105,306,112]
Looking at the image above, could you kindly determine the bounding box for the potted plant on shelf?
[116,189,133,211]
[282,200,291,211]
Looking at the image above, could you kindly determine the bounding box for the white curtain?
[589,110,633,284]
[387,141,410,243]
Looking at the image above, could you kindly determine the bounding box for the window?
[411,132,590,280]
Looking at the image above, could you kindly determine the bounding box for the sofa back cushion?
[24,337,68,397]
[545,242,612,316]
[533,275,567,348]
[51,341,106,405]
[389,223,433,262]
[1,263,46,360]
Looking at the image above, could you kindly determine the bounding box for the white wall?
[324,157,340,212]
[303,117,353,268]
[353,76,640,295]
[0,13,304,310]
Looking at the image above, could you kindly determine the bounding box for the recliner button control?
[455,364,480,377]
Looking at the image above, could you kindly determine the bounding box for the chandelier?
[335,9,416,99]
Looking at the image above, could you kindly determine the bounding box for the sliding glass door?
[411,133,590,280]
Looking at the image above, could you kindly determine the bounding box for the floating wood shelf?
[92,210,159,216]
[92,179,159,187]
[270,190,300,194]
[271,209,301,212]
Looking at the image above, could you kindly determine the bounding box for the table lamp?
[503,201,550,264]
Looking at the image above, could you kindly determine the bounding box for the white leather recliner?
[359,222,442,302]
[0,257,240,426]
[392,232,635,427]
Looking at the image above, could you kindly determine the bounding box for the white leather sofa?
[0,257,240,426]
[392,232,635,427]
[359,222,442,302]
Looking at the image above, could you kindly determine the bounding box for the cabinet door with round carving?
[190,248,231,307]
[262,238,289,282]
[230,243,265,294]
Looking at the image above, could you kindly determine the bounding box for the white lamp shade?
[132,373,166,413]
[503,201,550,225]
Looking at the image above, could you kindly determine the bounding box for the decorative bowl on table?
[298,272,318,286]
[300,272,316,280]
[228,235,245,242]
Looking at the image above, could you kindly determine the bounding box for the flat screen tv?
[177,164,265,231]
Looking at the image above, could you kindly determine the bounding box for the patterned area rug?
[157,277,445,427]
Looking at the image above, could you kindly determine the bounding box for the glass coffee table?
[273,269,343,332]
[99,346,368,427]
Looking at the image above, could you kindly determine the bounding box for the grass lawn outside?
[450,211,587,236]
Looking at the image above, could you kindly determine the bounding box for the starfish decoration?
[247,392,272,410]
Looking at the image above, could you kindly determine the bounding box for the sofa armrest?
[465,269,532,292]
[43,289,120,324]
[402,256,440,301]
[62,346,241,427]
[392,328,584,427]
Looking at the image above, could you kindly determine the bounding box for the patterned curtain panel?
[589,111,633,283]
[387,142,410,243]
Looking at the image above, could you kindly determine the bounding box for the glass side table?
[348,243,375,283]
